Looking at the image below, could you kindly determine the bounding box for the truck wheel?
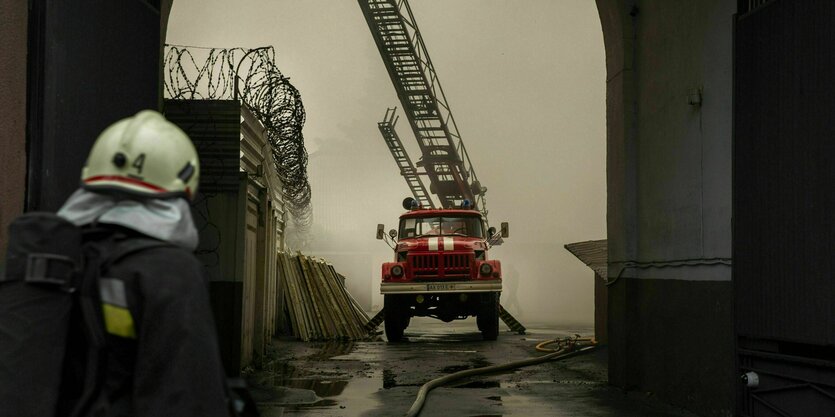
[477,293,499,341]
[384,295,409,342]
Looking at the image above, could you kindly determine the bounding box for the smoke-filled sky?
[167,0,605,325]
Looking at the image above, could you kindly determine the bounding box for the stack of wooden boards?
[277,252,372,341]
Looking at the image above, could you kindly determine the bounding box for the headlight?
[391,265,404,277]
[479,263,493,276]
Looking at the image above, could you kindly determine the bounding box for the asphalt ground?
[248,317,698,417]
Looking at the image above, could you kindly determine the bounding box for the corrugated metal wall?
[735,0,835,349]
[165,99,287,373]
[735,0,835,414]
[166,100,242,194]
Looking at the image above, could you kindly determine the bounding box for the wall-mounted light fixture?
[688,87,703,106]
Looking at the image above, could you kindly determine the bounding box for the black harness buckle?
[24,253,78,292]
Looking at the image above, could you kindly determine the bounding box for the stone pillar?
[0,0,28,259]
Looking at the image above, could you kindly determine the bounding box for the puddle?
[296,399,339,408]
[382,368,421,389]
[382,369,396,389]
[442,364,472,373]
[441,357,493,374]
[250,386,319,406]
[551,379,604,386]
[285,379,349,397]
[303,341,356,360]
[453,380,502,389]
[250,358,350,399]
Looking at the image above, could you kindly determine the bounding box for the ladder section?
[365,308,386,332]
[378,108,435,209]
[499,304,527,334]
[359,0,487,213]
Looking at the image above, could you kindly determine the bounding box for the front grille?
[410,253,471,279]
[412,254,439,277]
[443,254,470,274]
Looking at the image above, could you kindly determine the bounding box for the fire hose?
[404,336,598,417]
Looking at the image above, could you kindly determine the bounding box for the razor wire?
[163,45,312,231]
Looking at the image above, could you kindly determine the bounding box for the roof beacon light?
[402,197,419,210]
[461,199,472,209]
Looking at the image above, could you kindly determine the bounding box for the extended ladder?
[499,304,527,334]
[365,309,386,332]
[378,108,435,209]
[359,0,486,213]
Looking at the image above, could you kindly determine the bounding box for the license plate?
[426,283,456,291]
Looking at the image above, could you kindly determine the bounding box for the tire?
[477,292,499,341]
[384,295,409,342]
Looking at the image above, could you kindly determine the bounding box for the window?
[399,216,484,238]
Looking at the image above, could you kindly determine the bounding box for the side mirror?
[389,229,398,239]
[376,224,385,240]
[500,222,509,238]
[487,227,497,237]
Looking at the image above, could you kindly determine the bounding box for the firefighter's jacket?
[98,239,230,417]
[55,189,228,416]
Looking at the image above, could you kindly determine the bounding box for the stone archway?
[593,1,736,416]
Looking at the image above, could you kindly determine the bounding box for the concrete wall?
[596,1,735,415]
[0,0,28,259]
[25,1,165,212]
[593,273,608,344]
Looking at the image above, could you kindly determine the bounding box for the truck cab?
[377,199,509,341]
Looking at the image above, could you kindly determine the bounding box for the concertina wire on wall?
[163,45,312,232]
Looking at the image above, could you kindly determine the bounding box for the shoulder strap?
[68,235,174,417]
[77,234,173,349]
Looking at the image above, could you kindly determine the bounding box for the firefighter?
[56,110,232,416]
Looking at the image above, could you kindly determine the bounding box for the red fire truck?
[377,198,509,341]
[360,0,518,340]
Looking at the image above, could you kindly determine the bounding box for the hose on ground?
[404,337,598,417]
[536,335,596,353]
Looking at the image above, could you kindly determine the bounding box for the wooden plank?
[285,252,312,341]
[308,258,343,338]
[278,253,301,339]
[291,253,316,341]
[326,263,366,339]
[329,265,371,335]
[276,254,296,337]
[297,253,330,340]
[274,251,374,341]
[326,262,368,339]
[275,255,287,333]
[314,259,356,339]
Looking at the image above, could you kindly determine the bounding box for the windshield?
[399,216,484,239]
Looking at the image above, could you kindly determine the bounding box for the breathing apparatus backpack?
[0,212,168,417]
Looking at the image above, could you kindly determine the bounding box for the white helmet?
[81,110,200,200]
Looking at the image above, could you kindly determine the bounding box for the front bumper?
[381,280,502,294]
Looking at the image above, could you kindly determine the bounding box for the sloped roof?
[564,239,608,279]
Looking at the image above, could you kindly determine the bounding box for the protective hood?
[57,188,199,251]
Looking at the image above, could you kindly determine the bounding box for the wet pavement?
[248,317,698,417]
